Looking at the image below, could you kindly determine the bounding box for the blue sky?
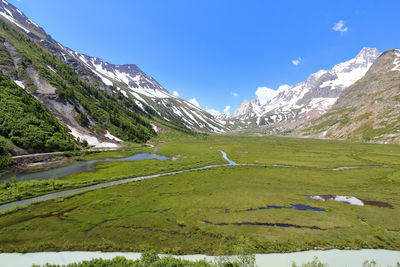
[8,0,400,114]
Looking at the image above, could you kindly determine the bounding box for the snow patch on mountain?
[134,100,145,110]
[0,9,30,33]
[68,126,118,148]
[105,130,122,142]
[47,65,57,73]
[14,80,24,88]
[151,124,159,133]
[27,18,38,27]
[391,50,400,72]
[300,98,337,115]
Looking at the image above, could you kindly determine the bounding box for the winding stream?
[0,151,399,266]
[0,150,238,212]
[219,150,238,165]
[0,149,389,212]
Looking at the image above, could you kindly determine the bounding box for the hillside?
[0,0,226,155]
[0,0,225,135]
[302,49,400,143]
[0,71,77,154]
[0,18,157,146]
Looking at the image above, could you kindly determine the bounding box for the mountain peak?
[232,98,263,118]
[354,47,380,64]
[358,47,379,56]
[331,47,379,74]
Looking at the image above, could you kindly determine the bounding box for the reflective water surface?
[1,249,400,267]
[307,195,393,208]
[0,153,169,183]
[0,150,236,212]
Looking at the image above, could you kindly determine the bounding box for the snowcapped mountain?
[0,0,160,147]
[302,49,400,143]
[68,51,227,133]
[0,0,46,36]
[228,47,380,132]
[233,99,262,118]
[0,0,226,134]
[65,50,169,97]
[0,0,388,139]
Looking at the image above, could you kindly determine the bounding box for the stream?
[0,149,389,212]
[0,150,238,212]
[0,151,399,266]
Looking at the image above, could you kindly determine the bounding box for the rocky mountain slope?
[67,51,226,133]
[0,71,77,154]
[0,0,157,148]
[227,48,380,133]
[302,49,400,143]
[0,0,226,137]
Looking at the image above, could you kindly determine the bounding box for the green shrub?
[291,256,327,267]
[0,71,76,152]
[0,136,11,168]
[32,253,217,267]
[0,155,11,168]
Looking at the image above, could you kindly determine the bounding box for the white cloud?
[255,86,279,105]
[205,107,222,116]
[231,92,239,97]
[277,84,291,93]
[172,91,179,97]
[223,105,231,115]
[188,98,200,108]
[332,20,348,34]
[291,57,302,66]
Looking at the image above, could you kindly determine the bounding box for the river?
[0,150,238,212]
[0,249,399,267]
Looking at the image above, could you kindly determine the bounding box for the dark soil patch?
[83,218,118,233]
[203,220,326,230]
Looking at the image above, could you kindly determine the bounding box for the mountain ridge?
[1,0,400,146]
[302,49,400,143]
[0,0,157,148]
[225,47,380,133]
[0,0,226,147]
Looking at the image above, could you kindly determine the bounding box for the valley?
[0,0,399,266]
[0,135,400,256]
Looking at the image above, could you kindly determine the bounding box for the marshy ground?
[0,135,399,254]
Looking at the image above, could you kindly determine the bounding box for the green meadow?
[0,135,399,254]
[0,141,225,205]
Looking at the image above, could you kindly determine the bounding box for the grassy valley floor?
[0,135,399,254]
